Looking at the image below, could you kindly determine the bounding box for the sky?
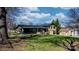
[7,7,76,27]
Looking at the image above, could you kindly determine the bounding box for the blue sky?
[7,7,75,27]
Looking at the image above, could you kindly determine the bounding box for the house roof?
[17,24,50,28]
[60,27,71,32]
[73,23,79,28]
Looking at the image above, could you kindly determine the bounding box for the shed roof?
[17,24,50,28]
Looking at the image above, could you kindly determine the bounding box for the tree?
[51,18,61,34]
[52,8,79,51]
[6,16,17,30]
[51,36,79,51]
[67,8,79,28]
[0,7,8,43]
[55,19,61,34]
[50,18,79,51]
[6,8,17,30]
[0,7,13,48]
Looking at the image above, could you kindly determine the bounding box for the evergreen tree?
[51,18,61,34]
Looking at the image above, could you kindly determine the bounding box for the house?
[60,27,79,36]
[48,25,56,35]
[70,28,79,36]
[16,25,48,34]
[16,23,79,36]
[59,27,71,36]
[71,23,79,36]
[16,24,56,35]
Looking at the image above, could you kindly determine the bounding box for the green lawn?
[23,42,64,51]
[9,33,79,51]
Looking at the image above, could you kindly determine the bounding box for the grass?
[8,33,79,51]
[24,42,64,51]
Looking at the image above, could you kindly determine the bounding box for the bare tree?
[0,7,13,48]
[54,8,79,51]
[66,8,79,27]
[51,36,79,51]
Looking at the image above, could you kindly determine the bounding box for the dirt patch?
[0,40,27,51]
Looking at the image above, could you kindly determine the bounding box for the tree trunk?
[0,7,8,44]
[56,28,59,34]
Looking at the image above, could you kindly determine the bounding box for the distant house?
[16,26,23,34]
[70,28,79,36]
[59,27,71,36]
[60,26,79,36]
[16,23,79,36]
[48,25,56,35]
[16,25,48,34]
[70,23,79,36]
[16,24,56,35]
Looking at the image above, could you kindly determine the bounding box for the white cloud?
[13,9,51,25]
[51,13,68,21]
[26,13,51,19]
[8,7,43,24]
[18,7,39,12]
[27,7,39,11]
[60,7,72,10]
[51,12,73,27]
[9,7,75,26]
[55,13,66,18]
[24,13,51,24]
[60,7,76,10]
